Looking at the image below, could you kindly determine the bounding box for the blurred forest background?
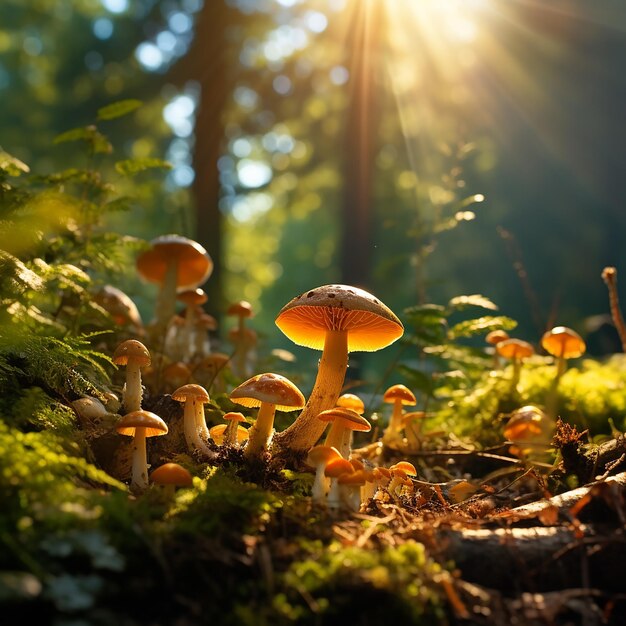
[3,0,626,369]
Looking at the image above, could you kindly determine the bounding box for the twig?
[601,266,626,352]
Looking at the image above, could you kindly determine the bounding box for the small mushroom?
[230,373,305,460]
[191,352,231,394]
[337,470,366,512]
[388,461,417,497]
[306,445,342,503]
[176,287,208,361]
[274,284,403,454]
[223,411,248,446]
[382,384,416,445]
[485,329,510,369]
[136,235,213,335]
[540,326,586,378]
[94,284,143,333]
[116,410,168,493]
[503,405,555,460]
[112,340,151,413]
[336,393,365,415]
[318,406,371,459]
[150,462,193,496]
[496,338,535,392]
[209,423,249,446]
[324,457,355,510]
[171,383,213,457]
[162,361,192,394]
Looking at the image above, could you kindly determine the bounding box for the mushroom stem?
[311,463,330,502]
[183,400,212,455]
[154,258,179,331]
[388,399,404,434]
[130,428,148,493]
[245,402,277,459]
[273,330,348,453]
[123,360,143,413]
[224,420,239,447]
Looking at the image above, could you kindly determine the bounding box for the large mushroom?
[136,235,213,334]
[112,339,151,413]
[116,410,168,493]
[273,284,403,454]
[171,383,213,457]
[230,373,305,460]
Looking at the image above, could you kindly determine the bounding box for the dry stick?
[601,266,626,352]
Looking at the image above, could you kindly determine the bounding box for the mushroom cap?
[390,461,417,476]
[163,361,192,383]
[540,326,586,359]
[136,235,213,290]
[337,469,366,485]
[171,383,210,404]
[177,287,208,307]
[496,338,535,360]
[275,284,403,352]
[229,373,305,412]
[94,285,142,327]
[383,384,416,405]
[306,445,342,467]
[227,300,253,318]
[150,462,193,487]
[317,407,372,432]
[485,329,510,345]
[113,339,151,367]
[116,410,168,437]
[504,405,552,442]
[209,423,249,445]
[196,312,218,330]
[336,393,365,415]
[324,457,355,478]
[223,411,246,423]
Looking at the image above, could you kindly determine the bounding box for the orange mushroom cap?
[223,411,246,424]
[227,300,253,318]
[171,383,210,404]
[94,285,142,328]
[177,287,208,307]
[275,284,403,352]
[540,326,586,359]
[136,235,213,290]
[306,445,342,467]
[150,462,193,487]
[390,461,417,476]
[113,339,151,367]
[116,410,168,437]
[496,338,535,360]
[383,384,416,405]
[317,407,372,433]
[230,373,305,412]
[336,393,365,415]
[324,457,355,478]
[485,330,510,345]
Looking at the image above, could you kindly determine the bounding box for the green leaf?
[53,126,112,154]
[447,294,498,312]
[96,99,142,121]
[403,304,448,344]
[102,196,134,212]
[448,315,518,340]
[114,157,172,176]
[0,151,30,176]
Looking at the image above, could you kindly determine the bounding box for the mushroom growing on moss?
[171,383,213,457]
[541,326,586,378]
[150,462,193,496]
[116,410,168,493]
[113,339,151,413]
[230,373,305,460]
[273,284,403,454]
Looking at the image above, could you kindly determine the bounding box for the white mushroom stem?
[388,399,404,435]
[154,258,179,331]
[311,462,330,503]
[327,477,342,510]
[244,402,277,459]
[183,400,212,456]
[123,361,143,413]
[324,422,352,459]
[130,428,149,493]
[274,330,348,453]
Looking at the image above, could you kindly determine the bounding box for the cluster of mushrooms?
[86,234,588,504]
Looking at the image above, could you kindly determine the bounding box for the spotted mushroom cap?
[275,284,403,352]
[383,384,416,405]
[136,235,213,290]
[116,410,168,437]
[229,372,305,412]
[113,339,151,367]
[540,326,586,359]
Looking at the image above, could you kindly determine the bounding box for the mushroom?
[191,352,231,394]
[337,470,366,512]
[150,462,193,496]
[336,393,365,415]
[171,383,213,457]
[495,338,535,391]
[162,361,192,394]
[540,326,586,378]
[273,284,403,454]
[112,339,151,413]
[229,373,305,460]
[318,406,371,459]
[388,461,417,497]
[223,411,248,446]
[176,287,208,361]
[305,445,342,503]
[94,284,143,333]
[136,235,213,335]
[485,329,510,369]
[192,312,218,361]
[503,405,555,460]
[382,384,416,445]
[116,410,168,493]
[402,411,427,451]
[209,423,249,446]
[324,457,354,510]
